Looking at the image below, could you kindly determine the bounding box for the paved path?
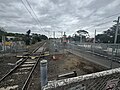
[67,49,120,69]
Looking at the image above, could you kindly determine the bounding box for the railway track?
[85,50,120,63]
[71,44,120,63]
[0,42,46,90]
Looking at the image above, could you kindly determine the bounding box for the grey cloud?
[0,0,120,37]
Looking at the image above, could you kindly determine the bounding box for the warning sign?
[105,78,119,90]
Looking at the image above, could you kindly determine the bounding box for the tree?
[76,30,89,42]
[96,24,120,43]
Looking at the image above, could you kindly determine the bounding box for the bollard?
[40,60,48,89]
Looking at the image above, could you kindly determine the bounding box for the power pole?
[2,36,5,52]
[79,34,82,43]
[1,27,6,52]
[110,16,120,69]
[60,31,63,37]
[53,31,55,38]
[114,16,120,44]
[94,29,96,44]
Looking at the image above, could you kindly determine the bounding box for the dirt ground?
[0,41,107,90]
[48,52,106,80]
[0,55,18,79]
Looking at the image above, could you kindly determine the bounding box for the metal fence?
[43,67,120,90]
[67,43,120,64]
[43,41,120,90]
[0,41,27,53]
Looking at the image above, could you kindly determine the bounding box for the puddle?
[0,85,18,90]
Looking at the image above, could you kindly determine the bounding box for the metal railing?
[43,67,120,90]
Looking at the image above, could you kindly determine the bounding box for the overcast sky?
[0,0,120,37]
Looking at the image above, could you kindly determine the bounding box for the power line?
[25,0,43,29]
[85,13,120,30]
[85,20,112,30]
[102,12,120,21]
[20,0,47,33]
[20,0,38,25]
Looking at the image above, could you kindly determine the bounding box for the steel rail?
[0,58,27,82]
[22,57,40,90]
[0,42,45,83]
[22,42,46,90]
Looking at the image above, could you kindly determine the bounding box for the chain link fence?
[67,43,120,63]
[0,41,27,53]
[43,68,120,90]
[43,41,120,90]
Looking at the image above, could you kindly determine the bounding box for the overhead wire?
[21,0,120,36]
[20,0,47,34]
[20,0,39,25]
[85,12,120,30]
[25,0,45,32]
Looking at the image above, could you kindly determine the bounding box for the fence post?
[111,46,114,69]
[40,60,48,89]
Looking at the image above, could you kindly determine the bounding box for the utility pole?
[80,35,82,43]
[92,30,96,55]
[110,16,120,69]
[2,36,5,52]
[79,34,82,43]
[53,31,55,39]
[94,30,96,44]
[60,31,63,37]
[114,16,120,44]
[46,30,50,39]
[1,27,6,52]
[57,31,63,37]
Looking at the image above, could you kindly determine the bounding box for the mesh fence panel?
[43,68,120,90]
[44,41,120,90]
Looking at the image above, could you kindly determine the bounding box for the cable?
[20,0,39,25]
[25,0,43,29]
[85,13,120,30]
[20,0,47,34]
[85,19,115,30]
[102,12,120,21]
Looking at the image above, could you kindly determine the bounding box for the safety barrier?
[42,68,120,90]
